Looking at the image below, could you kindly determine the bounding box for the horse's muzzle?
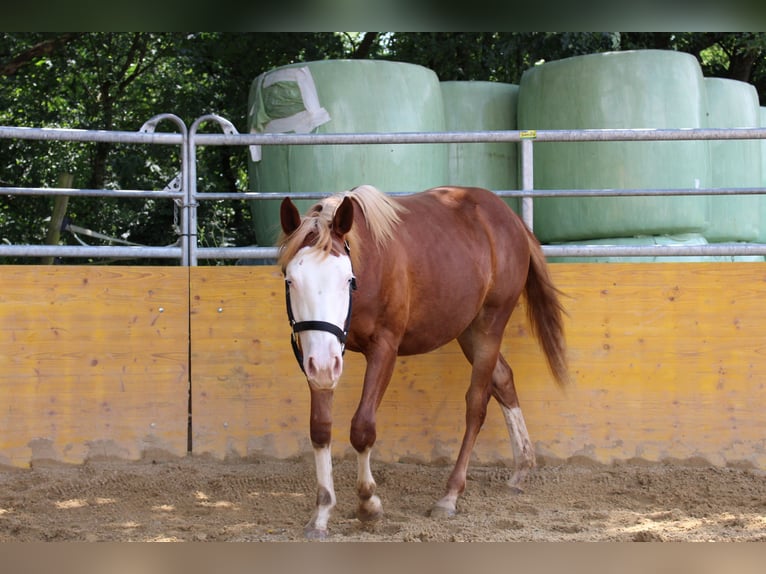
[305,353,343,390]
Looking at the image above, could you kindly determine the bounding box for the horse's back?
[403,185,524,232]
[396,186,530,270]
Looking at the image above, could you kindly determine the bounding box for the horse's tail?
[523,228,570,387]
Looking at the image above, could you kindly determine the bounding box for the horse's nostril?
[332,355,343,379]
[306,356,318,378]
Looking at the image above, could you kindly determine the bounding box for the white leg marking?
[357,447,375,488]
[356,447,382,520]
[431,492,459,518]
[501,406,535,490]
[305,445,336,536]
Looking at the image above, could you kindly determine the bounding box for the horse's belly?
[396,315,474,356]
[396,336,450,356]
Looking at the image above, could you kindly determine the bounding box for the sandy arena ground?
[0,452,764,542]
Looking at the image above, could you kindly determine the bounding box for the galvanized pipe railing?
[192,125,766,262]
[2,121,766,263]
[191,127,766,145]
[0,114,188,263]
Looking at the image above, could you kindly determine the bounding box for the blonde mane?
[277,185,407,271]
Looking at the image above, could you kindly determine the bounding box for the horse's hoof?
[429,503,456,519]
[507,468,530,494]
[356,509,383,522]
[358,495,383,522]
[358,507,383,522]
[304,526,329,540]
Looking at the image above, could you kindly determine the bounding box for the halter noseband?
[285,241,357,376]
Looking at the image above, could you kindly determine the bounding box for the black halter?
[285,241,357,376]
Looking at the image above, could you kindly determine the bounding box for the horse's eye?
[285,279,293,288]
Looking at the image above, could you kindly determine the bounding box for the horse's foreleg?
[356,447,382,520]
[305,445,336,538]
[304,389,335,539]
[350,346,397,522]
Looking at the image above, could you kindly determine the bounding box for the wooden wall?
[0,267,189,467]
[190,263,766,470]
[1,263,765,469]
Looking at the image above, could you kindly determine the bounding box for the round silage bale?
[759,106,766,243]
[761,108,766,189]
[441,81,520,212]
[247,60,448,246]
[517,50,711,243]
[703,78,762,242]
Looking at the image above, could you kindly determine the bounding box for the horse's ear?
[280,197,301,235]
[332,196,354,237]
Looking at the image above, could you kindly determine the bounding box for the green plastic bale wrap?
[760,107,766,242]
[548,234,763,263]
[247,60,448,245]
[518,50,711,243]
[703,78,762,242]
[762,108,766,188]
[441,81,520,213]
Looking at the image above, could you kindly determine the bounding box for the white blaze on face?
[285,247,354,389]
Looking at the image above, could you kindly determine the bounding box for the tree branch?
[0,33,82,77]
[352,32,378,59]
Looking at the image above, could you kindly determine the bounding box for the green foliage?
[0,32,347,264]
[1,32,764,265]
[383,33,621,82]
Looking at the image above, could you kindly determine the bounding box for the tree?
[0,33,192,262]
[384,32,766,103]
[0,32,349,263]
[671,32,766,97]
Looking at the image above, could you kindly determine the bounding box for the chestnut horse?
[278,185,569,538]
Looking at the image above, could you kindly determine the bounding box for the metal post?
[520,137,534,230]
[188,114,239,267]
[139,114,189,265]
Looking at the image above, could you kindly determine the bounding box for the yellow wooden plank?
[486,262,766,468]
[190,263,766,469]
[0,266,190,467]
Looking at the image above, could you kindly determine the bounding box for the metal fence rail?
[0,114,191,264]
[191,127,766,145]
[2,116,766,264]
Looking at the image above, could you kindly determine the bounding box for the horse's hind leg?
[450,331,535,498]
[491,353,536,492]
[431,329,499,518]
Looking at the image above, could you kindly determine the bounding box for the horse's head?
[279,195,356,390]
